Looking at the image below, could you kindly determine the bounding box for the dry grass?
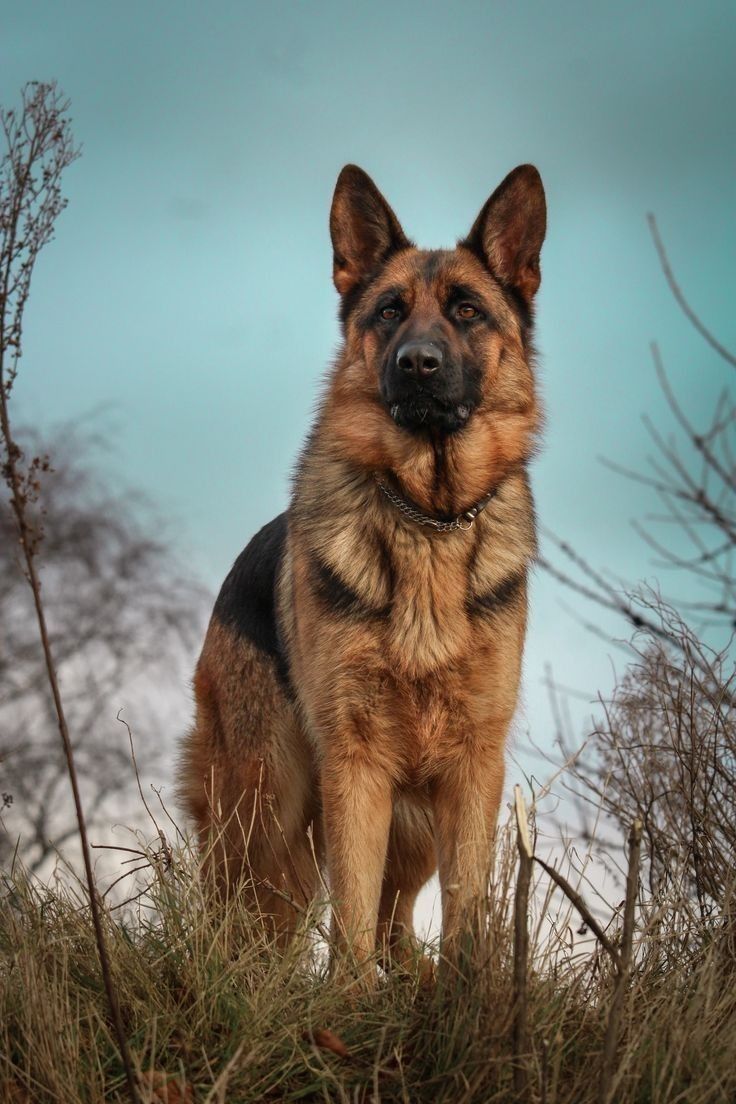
[1,796,734,1104]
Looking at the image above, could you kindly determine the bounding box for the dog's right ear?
[330,165,411,297]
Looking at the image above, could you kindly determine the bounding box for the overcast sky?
[2,0,735,796]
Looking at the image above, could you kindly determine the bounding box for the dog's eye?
[457,303,480,320]
[379,306,401,321]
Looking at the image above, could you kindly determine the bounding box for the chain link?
[374,477,477,532]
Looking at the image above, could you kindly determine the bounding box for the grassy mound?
[1,821,734,1104]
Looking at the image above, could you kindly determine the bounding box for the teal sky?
[2,0,735,774]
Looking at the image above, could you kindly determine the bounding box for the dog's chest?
[293,468,534,688]
[321,511,507,675]
[384,526,475,675]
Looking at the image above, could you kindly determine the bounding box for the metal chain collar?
[374,475,494,533]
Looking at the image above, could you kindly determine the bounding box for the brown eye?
[380,306,400,321]
[457,303,480,320]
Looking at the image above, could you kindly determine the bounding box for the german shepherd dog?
[179,163,545,976]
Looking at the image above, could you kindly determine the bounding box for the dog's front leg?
[321,745,393,981]
[432,749,505,963]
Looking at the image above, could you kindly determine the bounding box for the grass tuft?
[2,815,734,1103]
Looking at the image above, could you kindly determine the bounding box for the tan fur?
[178,164,545,978]
[179,622,322,934]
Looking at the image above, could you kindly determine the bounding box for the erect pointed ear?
[329,165,411,297]
[462,165,546,304]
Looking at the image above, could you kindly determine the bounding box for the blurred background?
[1,1,734,911]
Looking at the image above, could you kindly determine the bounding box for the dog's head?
[327,164,545,488]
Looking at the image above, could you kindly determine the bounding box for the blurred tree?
[0,425,205,872]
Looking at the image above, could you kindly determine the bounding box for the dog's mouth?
[388,396,473,435]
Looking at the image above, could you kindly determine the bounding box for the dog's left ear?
[330,165,411,297]
[462,165,546,303]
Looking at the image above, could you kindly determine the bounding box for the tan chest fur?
[282,458,535,777]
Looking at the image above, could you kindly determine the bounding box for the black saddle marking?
[213,512,292,688]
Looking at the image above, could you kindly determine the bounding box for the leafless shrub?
[562,604,735,970]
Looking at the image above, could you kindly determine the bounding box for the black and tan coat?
[178,162,546,978]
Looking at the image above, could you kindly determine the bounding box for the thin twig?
[513,786,533,1100]
[533,854,620,966]
[117,709,161,837]
[253,876,331,943]
[598,818,642,1104]
[648,214,736,369]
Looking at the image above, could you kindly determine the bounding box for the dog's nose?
[396,341,443,377]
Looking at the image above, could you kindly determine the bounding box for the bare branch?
[648,214,736,369]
